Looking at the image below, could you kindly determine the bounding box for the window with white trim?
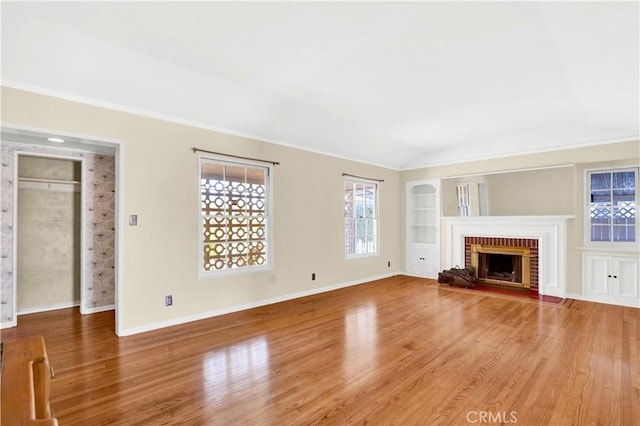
[456,183,470,217]
[586,167,637,246]
[198,155,272,277]
[344,178,378,257]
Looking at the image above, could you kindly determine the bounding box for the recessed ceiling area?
[1,1,638,169]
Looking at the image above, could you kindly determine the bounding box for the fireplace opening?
[478,253,522,283]
[470,244,531,289]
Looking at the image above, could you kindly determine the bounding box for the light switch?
[129,215,138,226]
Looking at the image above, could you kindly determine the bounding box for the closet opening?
[2,126,120,333]
[17,154,83,315]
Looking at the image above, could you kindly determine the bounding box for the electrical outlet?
[312,273,316,281]
[388,261,391,267]
[165,295,173,306]
[129,215,138,226]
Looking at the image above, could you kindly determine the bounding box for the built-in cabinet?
[583,252,639,307]
[406,180,440,278]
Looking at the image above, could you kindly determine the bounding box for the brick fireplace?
[444,216,572,298]
[464,236,539,296]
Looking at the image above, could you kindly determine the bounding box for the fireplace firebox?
[481,253,521,282]
[470,244,531,289]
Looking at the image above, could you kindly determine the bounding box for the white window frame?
[197,153,273,279]
[344,177,379,259]
[584,166,638,251]
[456,183,471,217]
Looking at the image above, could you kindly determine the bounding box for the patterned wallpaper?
[1,142,116,324]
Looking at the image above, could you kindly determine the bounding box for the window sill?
[345,253,379,260]
[198,264,272,280]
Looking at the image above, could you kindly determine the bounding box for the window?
[586,167,637,246]
[456,183,470,217]
[199,155,272,277]
[344,178,378,257]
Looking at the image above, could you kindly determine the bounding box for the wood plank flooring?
[2,275,638,425]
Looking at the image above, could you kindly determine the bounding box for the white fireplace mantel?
[443,216,574,298]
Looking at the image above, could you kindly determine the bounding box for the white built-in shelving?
[406,180,440,278]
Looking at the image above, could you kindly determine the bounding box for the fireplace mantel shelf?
[441,215,575,221]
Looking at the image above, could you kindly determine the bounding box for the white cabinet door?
[422,246,440,278]
[614,257,639,301]
[583,253,639,307]
[408,245,440,278]
[584,255,610,298]
[408,245,426,275]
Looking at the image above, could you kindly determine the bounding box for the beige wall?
[485,166,574,216]
[1,87,400,333]
[401,141,640,295]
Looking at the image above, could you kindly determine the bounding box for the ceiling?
[2,1,638,169]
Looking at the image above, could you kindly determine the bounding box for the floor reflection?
[343,302,378,385]
[202,336,270,405]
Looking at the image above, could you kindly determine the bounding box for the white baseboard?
[1,303,116,330]
[17,301,80,316]
[401,272,438,280]
[1,319,17,329]
[565,293,640,308]
[117,273,396,337]
[82,304,115,314]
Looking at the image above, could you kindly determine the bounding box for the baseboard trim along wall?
[83,304,115,314]
[1,320,17,329]
[118,273,396,337]
[17,300,81,316]
[1,303,116,329]
[565,293,640,309]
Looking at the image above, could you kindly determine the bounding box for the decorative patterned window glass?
[344,179,378,257]
[588,168,637,243]
[199,156,271,277]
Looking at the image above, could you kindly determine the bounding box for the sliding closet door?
[16,156,81,314]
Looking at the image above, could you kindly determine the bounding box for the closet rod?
[342,173,384,183]
[192,147,280,166]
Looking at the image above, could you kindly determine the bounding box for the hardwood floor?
[2,275,638,425]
